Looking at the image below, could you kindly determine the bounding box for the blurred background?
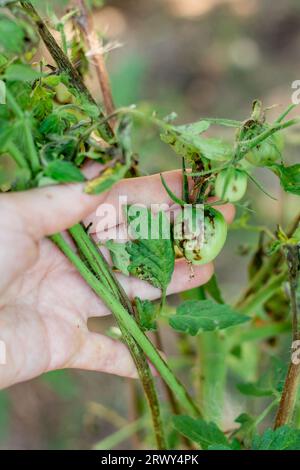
[1,0,300,449]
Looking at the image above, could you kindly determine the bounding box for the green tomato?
[174,206,228,265]
[215,168,248,202]
[246,132,284,166]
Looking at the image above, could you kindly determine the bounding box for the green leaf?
[31,84,54,120]
[170,300,249,335]
[126,210,175,296]
[208,444,236,450]
[44,160,85,183]
[176,120,211,134]
[135,297,157,331]
[237,382,273,397]
[271,163,300,195]
[5,64,43,82]
[252,426,300,450]
[39,114,68,135]
[0,53,7,70]
[105,240,130,275]
[173,416,229,450]
[0,15,24,54]
[161,120,232,162]
[234,413,256,441]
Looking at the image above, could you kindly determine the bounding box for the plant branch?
[237,270,287,315]
[74,0,116,123]
[236,213,300,308]
[68,223,166,449]
[274,243,300,428]
[20,1,114,142]
[50,231,200,415]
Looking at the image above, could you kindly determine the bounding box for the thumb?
[1,183,106,239]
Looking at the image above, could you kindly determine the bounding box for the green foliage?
[135,297,157,331]
[160,120,232,162]
[44,160,85,183]
[170,300,249,334]
[105,240,130,275]
[173,416,229,449]
[1,1,300,452]
[252,426,300,450]
[4,64,43,82]
[0,15,25,54]
[126,210,175,298]
[271,163,300,195]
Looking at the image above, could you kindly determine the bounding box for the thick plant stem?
[20,1,114,142]
[275,362,300,429]
[68,224,166,449]
[50,232,200,417]
[275,244,300,428]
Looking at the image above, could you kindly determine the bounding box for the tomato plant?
[0,0,300,453]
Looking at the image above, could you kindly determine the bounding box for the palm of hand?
[0,171,234,389]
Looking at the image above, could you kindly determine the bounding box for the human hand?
[0,170,234,389]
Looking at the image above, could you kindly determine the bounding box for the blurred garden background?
[0,0,300,449]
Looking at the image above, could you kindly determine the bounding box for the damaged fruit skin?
[246,133,284,167]
[174,206,228,265]
[215,168,248,202]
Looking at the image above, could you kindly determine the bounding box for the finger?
[92,202,235,244]
[118,259,214,303]
[1,183,107,239]
[67,332,138,378]
[85,170,235,233]
[87,259,214,317]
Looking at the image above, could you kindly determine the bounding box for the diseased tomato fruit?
[215,168,248,202]
[174,206,227,265]
[246,132,284,166]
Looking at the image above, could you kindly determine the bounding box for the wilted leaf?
[85,163,128,194]
[170,299,249,334]
[161,120,232,162]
